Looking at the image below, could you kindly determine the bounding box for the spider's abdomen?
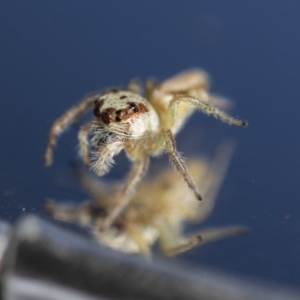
[94,90,160,137]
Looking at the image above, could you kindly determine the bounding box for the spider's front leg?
[45,94,100,166]
[100,152,150,231]
[89,139,150,231]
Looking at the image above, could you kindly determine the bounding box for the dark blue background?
[1,0,300,287]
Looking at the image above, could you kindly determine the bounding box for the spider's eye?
[100,111,111,125]
[129,102,139,113]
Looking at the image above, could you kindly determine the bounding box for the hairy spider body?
[45,69,247,231]
[90,91,160,177]
[46,141,246,256]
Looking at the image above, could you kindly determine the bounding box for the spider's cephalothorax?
[93,90,160,137]
[45,69,247,231]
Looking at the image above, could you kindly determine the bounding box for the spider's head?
[93,90,159,137]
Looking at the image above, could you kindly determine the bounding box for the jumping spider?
[46,141,246,256]
[45,69,247,231]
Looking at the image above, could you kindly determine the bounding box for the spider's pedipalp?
[91,140,124,176]
[78,122,92,167]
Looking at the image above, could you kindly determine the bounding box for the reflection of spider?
[45,69,247,231]
[46,141,246,256]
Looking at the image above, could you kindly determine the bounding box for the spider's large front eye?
[129,102,139,113]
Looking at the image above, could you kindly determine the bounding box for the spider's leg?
[162,235,203,257]
[162,226,247,256]
[145,78,157,99]
[101,153,150,231]
[78,122,92,167]
[156,220,202,257]
[168,95,247,129]
[127,226,152,256]
[46,199,107,227]
[45,94,99,166]
[162,129,202,201]
[127,78,143,95]
[208,94,233,111]
[196,226,247,246]
[156,219,180,253]
[157,69,209,93]
[45,199,83,223]
[157,70,231,111]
